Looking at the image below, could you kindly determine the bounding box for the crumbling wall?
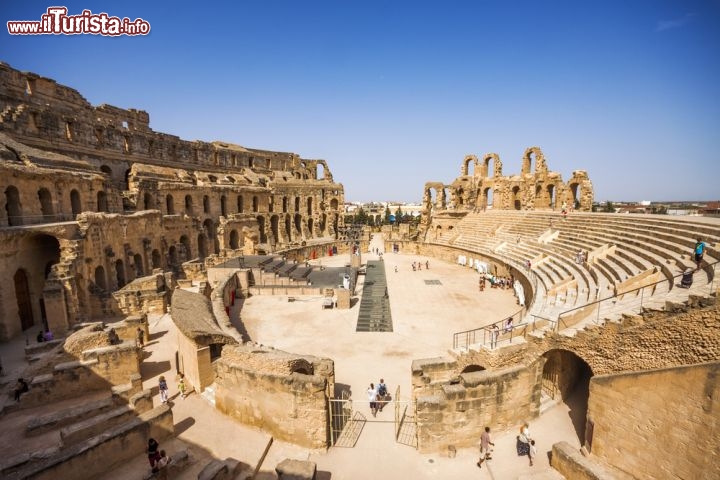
[214,344,333,449]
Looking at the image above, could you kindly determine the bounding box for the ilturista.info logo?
[7,7,151,36]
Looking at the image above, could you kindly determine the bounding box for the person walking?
[694,238,706,271]
[147,437,161,471]
[158,375,169,403]
[490,324,499,349]
[529,439,537,466]
[477,426,495,468]
[376,378,388,412]
[136,327,145,347]
[178,373,187,399]
[367,383,378,417]
[517,422,531,457]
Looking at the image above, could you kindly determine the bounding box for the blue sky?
[2,1,719,203]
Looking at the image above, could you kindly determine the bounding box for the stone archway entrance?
[14,269,34,331]
[541,349,593,444]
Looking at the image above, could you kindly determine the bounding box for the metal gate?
[328,387,417,449]
[393,385,418,448]
[328,391,366,447]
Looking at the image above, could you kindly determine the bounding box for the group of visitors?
[158,373,187,403]
[575,249,587,265]
[147,437,170,474]
[477,422,536,469]
[35,330,54,343]
[411,260,429,271]
[479,275,513,291]
[367,378,389,417]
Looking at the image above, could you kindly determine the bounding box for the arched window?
[166,194,175,215]
[97,191,108,212]
[5,185,23,225]
[38,188,53,219]
[70,189,82,218]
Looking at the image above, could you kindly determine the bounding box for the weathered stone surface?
[275,458,317,480]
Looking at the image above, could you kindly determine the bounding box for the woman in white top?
[367,383,378,417]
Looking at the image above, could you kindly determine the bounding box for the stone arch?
[115,259,126,288]
[330,198,339,210]
[14,269,34,331]
[270,215,280,245]
[237,195,244,213]
[168,245,178,267]
[220,195,227,217]
[541,349,593,443]
[133,253,144,277]
[460,364,486,374]
[522,146,546,175]
[512,185,521,210]
[284,216,292,241]
[151,249,161,269]
[203,195,210,214]
[316,163,326,180]
[70,189,82,218]
[100,165,112,176]
[203,218,218,254]
[166,194,175,215]
[38,188,54,219]
[5,185,22,226]
[461,154,478,176]
[197,234,208,259]
[481,153,501,178]
[97,191,108,212]
[143,192,153,210]
[180,235,192,261]
[185,195,194,215]
[94,265,107,291]
[456,187,464,208]
[256,216,267,243]
[569,183,582,210]
[547,184,556,209]
[229,229,239,249]
[482,187,494,210]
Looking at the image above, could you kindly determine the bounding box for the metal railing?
[453,259,718,349]
[554,259,719,332]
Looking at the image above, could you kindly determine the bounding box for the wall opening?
[252,196,259,213]
[180,235,192,261]
[512,186,521,210]
[133,253,144,278]
[115,259,126,288]
[203,195,210,214]
[143,192,153,210]
[185,195,193,215]
[229,230,239,249]
[70,189,82,218]
[307,197,313,216]
[237,195,244,213]
[198,234,208,259]
[166,194,175,215]
[151,249,161,269]
[94,265,107,291]
[257,216,267,243]
[542,349,593,445]
[270,215,279,245]
[460,364,486,374]
[97,191,108,213]
[5,185,23,226]
[38,188,54,220]
[220,195,227,217]
[14,269,34,331]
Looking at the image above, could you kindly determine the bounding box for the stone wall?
[0,62,345,340]
[415,362,542,453]
[5,405,173,480]
[214,344,333,449]
[587,361,720,479]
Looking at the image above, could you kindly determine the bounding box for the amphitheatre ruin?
[0,62,718,480]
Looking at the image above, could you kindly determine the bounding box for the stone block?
[275,458,317,480]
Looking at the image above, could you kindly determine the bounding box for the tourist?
[517,422,531,457]
[426,260,429,269]
[376,378,388,411]
[694,238,706,271]
[136,327,145,347]
[14,378,29,402]
[36,331,45,343]
[147,438,161,471]
[178,373,187,399]
[504,317,513,334]
[43,330,53,341]
[159,375,169,403]
[394,265,398,273]
[490,324,499,349]
[108,328,120,345]
[367,383,378,417]
[529,439,537,466]
[478,426,494,468]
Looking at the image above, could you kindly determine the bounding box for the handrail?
[554,258,719,332]
[452,306,525,350]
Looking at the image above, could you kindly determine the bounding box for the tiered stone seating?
[429,210,719,331]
